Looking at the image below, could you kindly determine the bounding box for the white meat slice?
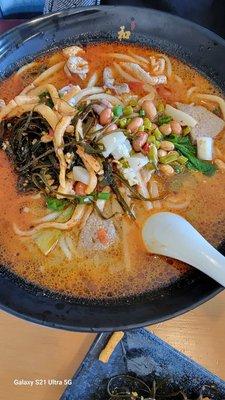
[78,213,117,251]
[176,103,225,142]
[103,67,130,94]
[66,56,89,80]
[103,67,114,87]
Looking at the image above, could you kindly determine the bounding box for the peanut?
[160,140,175,151]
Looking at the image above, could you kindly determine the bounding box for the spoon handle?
[143,212,225,286]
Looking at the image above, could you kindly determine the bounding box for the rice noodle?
[34,211,61,223]
[14,94,39,106]
[164,194,190,210]
[63,85,81,102]
[187,86,197,97]
[107,52,148,67]
[0,99,17,121]
[138,90,156,104]
[29,83,59,105]
[79,205,93,230]
[6,103,37,119]
[53,115,72,147]
[20,83,36,95]
[76,146,98,194]
[122,62,167,85]
[149,180,161,209]
[69,87,103,106]
[128,52,149,65]
[161,54,172,77]
[87,72,99,87]
[137,171,153,210]
[76,145,102,173]
[86,93,123,106]
[16,62,37,75]
[113,63,137,82]
[33,61,65,86]
[59,236,72,259]
[55,99,76,116]
[65,235,74,253]
[196,93,225,120]
[53,116,72,188]
[13,204,86,236]
[34,104,59,129]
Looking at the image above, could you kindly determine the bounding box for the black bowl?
[0,6,224,331]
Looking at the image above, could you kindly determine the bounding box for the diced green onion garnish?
[139,109,146,117]
[97,192,111,200]
[159,153,179,164]
[182,126,191,135]
[146,162,155,170]
[148,144,158,165]
[171,162,185,174]
[123,105,133,116]
[158,114,172,125]
[113,105,123,117]
[153,128,163,141]
[177,155,188,165]
[143,117,152,131]
[129,98,138,107]
[120,158,130,168]
[157,101,165,113]
[138,125,145,132]
[118,118,127,128]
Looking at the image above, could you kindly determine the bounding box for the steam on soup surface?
[0,43,224,299]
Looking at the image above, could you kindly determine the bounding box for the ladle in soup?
[142,212,225,286]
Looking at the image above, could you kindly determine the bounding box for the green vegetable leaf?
[158,114,173,126]
[168,135,217,176]
[45,196,69,211]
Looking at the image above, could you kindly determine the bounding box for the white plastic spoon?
[142,212,225,286]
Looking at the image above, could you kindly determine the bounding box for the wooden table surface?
[0,17,225,400]
[0,290,225,400]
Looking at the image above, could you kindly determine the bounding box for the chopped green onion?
[120,158,130,168]
[171,161,185,174]
[113,105,123,117]
[138,125,145,132]
[139,109,146,117]
[177,155,188,165]
[159,153,179,164]
[146,162,155,170]
[97,192,111,200]
[182,126,191,136]
[123,105,133,116]
[118,118,127,128]
[148,144,158,165]
[129,98,138,107]
[153,128,163,141]
[147,135,160,147]
[158,114,172,125]
[143,117,152,131]
[157,101,165,113]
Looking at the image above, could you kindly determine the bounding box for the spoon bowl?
[142,212,225,286]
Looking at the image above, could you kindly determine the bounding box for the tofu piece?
[176,103,225,142]
[78,213,117,251]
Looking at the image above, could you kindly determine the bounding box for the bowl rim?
[0,5,224,331]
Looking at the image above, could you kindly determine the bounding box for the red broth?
[0,43,224,299]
